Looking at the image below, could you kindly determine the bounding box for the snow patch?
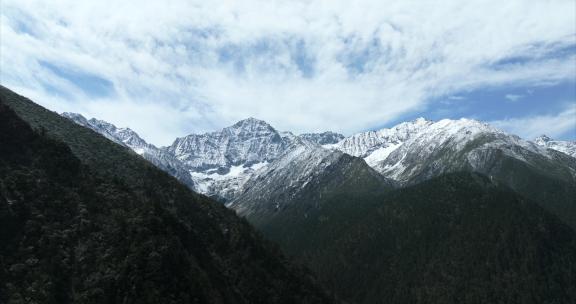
[364,143,402,167]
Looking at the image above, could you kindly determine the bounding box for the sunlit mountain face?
[1,1,575,303]
[1,1,574,146]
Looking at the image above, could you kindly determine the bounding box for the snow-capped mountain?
[228,142,393,225]
[534,135,576,158]
[298,131,345,145]
[364,118,576,228]
[225,117,576,230]
[62,112,153,152]
[168,118,291,170]
[63,112,576,210]
[326,117,433,167]
[62,112,126,145]
[372,118,576,183]
[166,118,314,201]
[63,114,315,201]
[61,112,196,190]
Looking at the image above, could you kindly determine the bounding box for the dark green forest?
[0,88,335,303]
[247,172,576,304]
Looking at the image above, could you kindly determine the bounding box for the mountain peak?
[535,134,552,143]
[432,117,498,134]
[61,112,91,128]
[88,117,118,133]
[231,117,272,128]
[412,117,431,124]
[62,112,87,121]
[533,135,576,158]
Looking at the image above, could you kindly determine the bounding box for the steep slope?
[276,173,576,304]
[327,117,433,166]
[298,132,345,145]
[229,144,394,250]
[62,114,333,202]
[534,135,576,158]
[0,86,335,304]
[168,118,311,201]
[61,112,122,144]
[61,112,196,190]
[373,118,576,228]
[169,117,290,170]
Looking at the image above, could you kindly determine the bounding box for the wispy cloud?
[1,0,575,145]
[505,94,523,102]
[449,96,466,101]
[491,104,576,140]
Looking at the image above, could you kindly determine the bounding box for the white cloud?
[449,96,466,101]
[1,0,575,145]
[491,104,576,140]
[505,94,523,102]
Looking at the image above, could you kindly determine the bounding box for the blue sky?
[1,0,575,145]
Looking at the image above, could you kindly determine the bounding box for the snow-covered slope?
[62,112,152,153]
[62,113,125,145]
[230,117,576,230]
[168,118,292,170]
[228,143,393,223]
[63,112,576,209]
[373,118,576,183]
[298,131,344,145]
[63,114,316,201]
[166,118,314,201]
[534,135,576,158]
[356,118,576,228]
[229,145,340,215]
[326,118,433,166]
[61,112,196,190]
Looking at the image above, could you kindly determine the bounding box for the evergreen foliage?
[252,173,576,304]
[0,87,336,303]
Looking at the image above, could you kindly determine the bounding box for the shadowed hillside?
[0,86,336,303]
[241,171,576,304]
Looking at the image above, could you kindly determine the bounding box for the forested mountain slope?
[0,86,335,304]
[244,172,576,304]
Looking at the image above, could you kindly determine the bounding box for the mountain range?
[61,112,576,205]
[59,100,576,304]
[3,84,576,304]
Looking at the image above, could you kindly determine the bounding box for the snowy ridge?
[61,112,195,190]
[299,131,344,145]
[62,112,154,154]
[168,118,290,170]
[373,118,574,184]
[166,118,316,201]
[534,135,576,158]
[325,117,433,165]
[327,117,432,156]
[62,112,575,202]
[227,145,345,215]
